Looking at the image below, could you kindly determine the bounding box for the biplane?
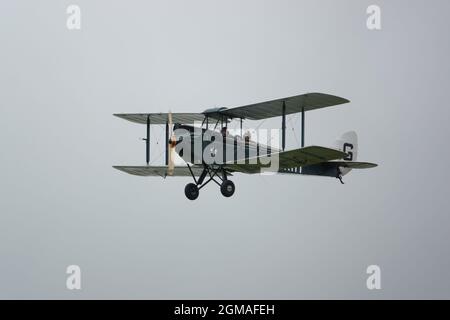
[113,93,377,200]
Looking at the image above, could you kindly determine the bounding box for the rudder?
[334,131,357,176]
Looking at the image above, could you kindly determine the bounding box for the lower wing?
[224,146,347,174]
[113,165,204,177]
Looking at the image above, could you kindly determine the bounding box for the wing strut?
[282,101,304,151]
[146,115,150,165]
[282,101,286,151]
[240,118,243,138]
[301,107,305,148]
[299,107,305,173]
[165,121,169,165]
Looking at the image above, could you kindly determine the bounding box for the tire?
[184,183,199,200]
[220,180,235,198]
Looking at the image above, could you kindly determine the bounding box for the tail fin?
[300,130,376,182]
[334,131,357,176]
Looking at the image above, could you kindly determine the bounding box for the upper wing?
[219,93,349,120]
[224,146,347,174]
[113,93,348,123]
[113,165,204,177]
[113,113,204,125]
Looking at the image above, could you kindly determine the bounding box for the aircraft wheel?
[220,180,235,198]
[184,183,199,200]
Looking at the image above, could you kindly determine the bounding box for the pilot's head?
[244,130,251,141]
[221,126,228,136]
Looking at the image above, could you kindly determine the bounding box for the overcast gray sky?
[1,0,450,299]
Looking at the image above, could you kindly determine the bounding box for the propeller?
[167,111,175,176]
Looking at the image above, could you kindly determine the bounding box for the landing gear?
[184,183,199,200]
[220,180,235,197]
[184,164,235,200]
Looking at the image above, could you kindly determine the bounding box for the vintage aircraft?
[113,93,377,200]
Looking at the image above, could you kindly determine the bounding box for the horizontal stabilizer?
[327,161,378,169]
